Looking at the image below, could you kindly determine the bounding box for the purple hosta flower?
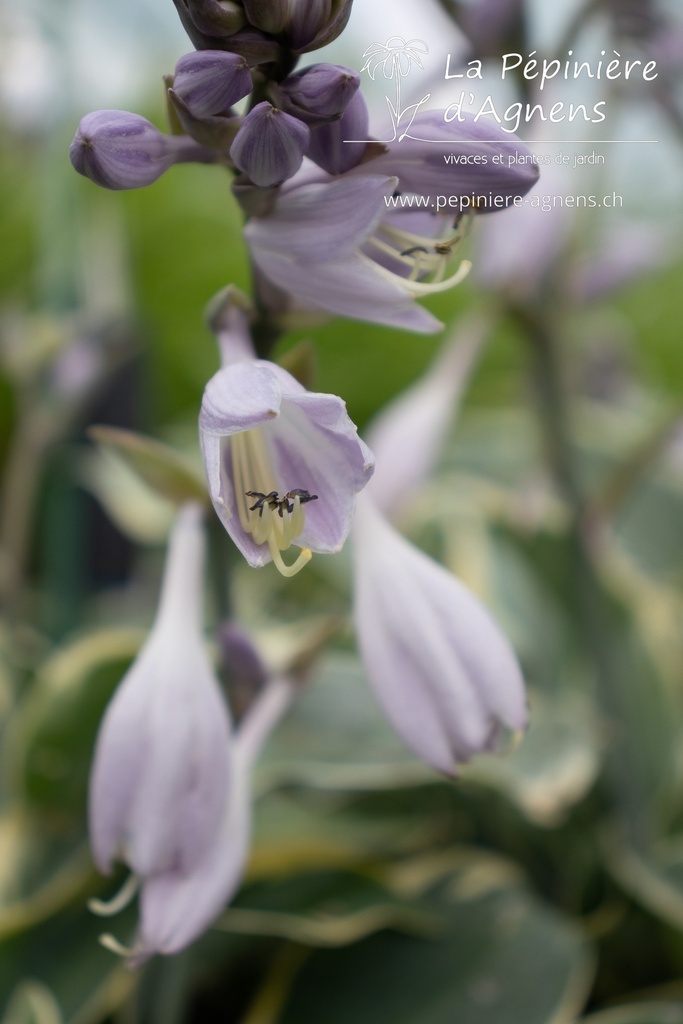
[134,674,293,960]
[286,0,354,53]
[361,111,540,207]
[276,64,360,126]
[199,359,374,576]
[245,171,472,333]
[88,504,232,937]
[306,90,370,175]
[173,50,252,117]
[230,102,310,187]
[353,493,527,774]
[70,110,215,190]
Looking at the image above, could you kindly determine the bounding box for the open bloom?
[199,359,374,576]
[245,113,538,332]
[245,172,472,333]
[353,494,527,774]
[89,504,233,938]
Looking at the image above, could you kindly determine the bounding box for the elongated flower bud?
[287,0,353,52]
[277,64,360,125]
[173,51,252,117]
[230,102,310,187]
[70,110,214,190]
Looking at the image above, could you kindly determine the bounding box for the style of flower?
[199,358,374,576]
[353,493,527,775]
[88,504,233,953]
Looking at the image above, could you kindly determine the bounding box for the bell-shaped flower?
[276,63,360,125]
[230,102,310,187]
[70,110,215,191]
[172,50,253,118]
[245,170,472,333]
[353,494,527,775]
[89,504,232,884]
[132,675,293,961]
[199,359,374,576]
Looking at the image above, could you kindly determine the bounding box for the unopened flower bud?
[287,0,353,52]
[184,0,246,37]
[307,90,369,174]
[70,110,214,191]
[242,0,289,34]
[173,51,252,117]
[230,102,309,187]
[277,64,360,125]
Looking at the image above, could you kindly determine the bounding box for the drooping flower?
[89,503,232,891]
[133,673,293,960]
[70,111,216,190]
[352,326,527,774]
[199,357,374,576]
[353,493,527,775]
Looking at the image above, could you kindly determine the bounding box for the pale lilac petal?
[137,757,250,956]
[353,496,527,775]
[89,505,232,876]
[250,247,442,333]
[199,361,375,567]
[245,173,397,263]
[173,51,252,117]
[307,90,370,174]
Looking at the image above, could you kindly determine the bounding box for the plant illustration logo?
[360,36,431,142]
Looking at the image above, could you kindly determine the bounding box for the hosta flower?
[276,63,360,125]
[135,673,293,960]
[353,494,527,774]
[89,504,232,908]
[172,50,253,118]
[199,359,374,575]
[245,172,472,333]
[245,113,539,332]
[70,110,215,190]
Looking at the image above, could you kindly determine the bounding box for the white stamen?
[367,213,473,297]
[230,430,313,578]
[88,873,139,917]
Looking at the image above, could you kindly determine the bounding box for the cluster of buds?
[71,0,364,191]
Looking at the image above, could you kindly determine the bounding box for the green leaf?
[87,426,206,506]
[277,871,592,1024]
[5,628,143,814]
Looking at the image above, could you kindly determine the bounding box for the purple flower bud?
[173,51,252,117]
[287,0,353,53]
[183,0,246,37]
[307,90,369,174]
[242,0,289,34]
[230,102,310,187]
[70,110,214,191]
[277,63,360,126]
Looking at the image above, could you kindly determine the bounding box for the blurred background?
[1,0,683,1021]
